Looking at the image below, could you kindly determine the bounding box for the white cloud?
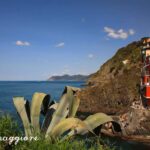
[88,54,94,59]
[129,29,135,35]
[104,27,135,40]
[104,27,115,33]
[55,42,65,48]
[15,40,31,46]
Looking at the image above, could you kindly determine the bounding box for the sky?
[0,0,150,80]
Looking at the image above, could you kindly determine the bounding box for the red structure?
[141,37,150,106]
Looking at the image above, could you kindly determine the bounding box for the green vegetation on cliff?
[79,41,142,115]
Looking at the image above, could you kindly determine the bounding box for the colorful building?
[141,37,150,106]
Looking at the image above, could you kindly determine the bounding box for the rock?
[122,59,129,65]
[117,102,150,136]
[78,41,142,115]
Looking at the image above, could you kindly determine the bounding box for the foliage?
[13,86,115,141]
[0,115,21,149]
[0,85,117,150]
[0,116,114,150]
[14,136,113,150]
[0,115,21,137]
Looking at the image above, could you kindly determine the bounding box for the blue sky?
[0,0,149,80]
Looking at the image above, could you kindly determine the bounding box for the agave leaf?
[84,113,113,130]
[49,102,59,109]
[13,97,32,136]
[31,93,50,134]
[67,113,113,136]
[68,87,80,117]
[68,87,81,92]
[41,94,51,116]
[49,118,87,139]
[68,97,80,117]
[46,86,81,137]
[41,103,58,133]
[45,86,75,137]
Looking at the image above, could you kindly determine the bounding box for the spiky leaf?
[30,93,50,134]
[50,118,87,139]
[41,103,58,133]
[13,97,32,136]
[67,113,113,136]
[45,86,80,137]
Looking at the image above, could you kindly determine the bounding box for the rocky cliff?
[78,41,142,115]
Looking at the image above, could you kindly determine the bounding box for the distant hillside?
[47,74,89,81]
[78,40,142,115]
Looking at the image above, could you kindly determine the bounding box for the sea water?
[0,81,83,115]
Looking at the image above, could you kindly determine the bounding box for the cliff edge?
[79,41,142,115]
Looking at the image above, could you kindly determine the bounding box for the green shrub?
[0,115,114,150]
[0,115,21,137]
[14,136,113,150]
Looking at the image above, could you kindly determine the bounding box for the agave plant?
[13,86,117,140]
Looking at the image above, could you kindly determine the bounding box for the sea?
[0,81,83,116]
[0,81,150,150]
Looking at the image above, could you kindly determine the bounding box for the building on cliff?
[141,37,150,106]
